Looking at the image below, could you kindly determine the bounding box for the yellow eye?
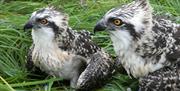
[40,19,48,25]
[113,19,122,26]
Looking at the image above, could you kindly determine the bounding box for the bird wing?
[139,19,180,90]
[151,18,180,64]
[76,51,114,90]
[74,30,101,57]
[167,25,180,62]
[72,30,114,89]
[139,62,180,90]
[77,30,92,40]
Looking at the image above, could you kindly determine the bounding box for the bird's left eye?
[113,19,122,26]
[39,19,48,25]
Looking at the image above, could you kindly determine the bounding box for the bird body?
[94,0,180,78]
[24,7,114,89]
[94,0,180,90]
[31,28,90,87]
[110,18,179,77]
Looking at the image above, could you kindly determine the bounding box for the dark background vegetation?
[0,0,179,91]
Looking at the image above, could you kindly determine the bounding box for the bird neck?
[32,29,56,50]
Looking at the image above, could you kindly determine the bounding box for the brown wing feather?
[76,51,114,90]
[139,63,180,91]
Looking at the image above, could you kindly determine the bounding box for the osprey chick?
[94,0,180,90]
[24,7,114,89]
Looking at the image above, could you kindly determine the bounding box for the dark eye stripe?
[46,21,65,35]
[124,23,141,40]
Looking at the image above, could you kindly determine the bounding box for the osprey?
[23,7,114,90]
[94,0,180,90]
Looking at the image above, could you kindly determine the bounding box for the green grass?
[0,0,179,91]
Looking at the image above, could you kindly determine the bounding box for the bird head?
[94,0,153,41]
[24,7,69,42]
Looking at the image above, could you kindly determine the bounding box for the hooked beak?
[23,21,33,31]
[93,20,106,34]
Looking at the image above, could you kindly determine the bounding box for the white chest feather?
[31,29,84,79]
[110,31,164,77]
[109,30,132,55]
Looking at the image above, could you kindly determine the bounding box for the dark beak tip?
[23,22,33,31]
[93,25,99,34]
[93,23,106,34]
